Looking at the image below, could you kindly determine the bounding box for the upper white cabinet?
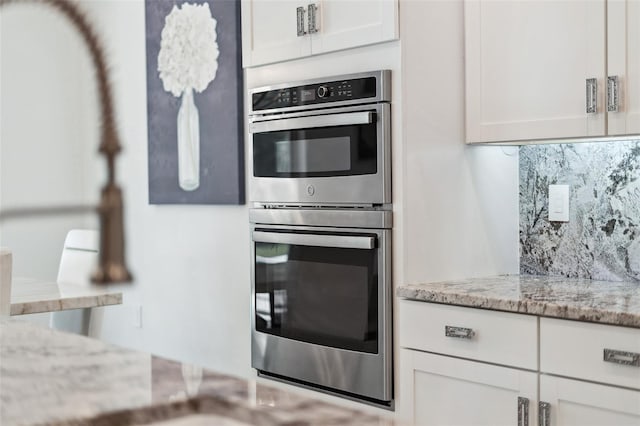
[465,0,640,144]
[608,0,640,135]
[241,0,398,67]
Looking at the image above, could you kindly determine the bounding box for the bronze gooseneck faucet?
[0,0,132,284]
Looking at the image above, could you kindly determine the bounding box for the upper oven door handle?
[252,231,375,250]
[249,111,375,134]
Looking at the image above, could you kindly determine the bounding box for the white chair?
[0,248,12,317]
[50,229,99,335]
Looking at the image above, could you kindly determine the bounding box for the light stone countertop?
[396,275,640,328]
[0,320,394,426]
[10,277,123,316]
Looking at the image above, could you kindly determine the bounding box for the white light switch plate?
[548,185,569,222]
[132,304,143,328]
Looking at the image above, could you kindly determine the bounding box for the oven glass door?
[252,110,378,178]
[253,229,378,354]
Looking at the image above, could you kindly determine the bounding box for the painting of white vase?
[145,0,244,204]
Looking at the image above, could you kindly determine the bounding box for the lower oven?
[250,208,393,407]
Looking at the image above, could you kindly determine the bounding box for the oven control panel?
[252,76,377,111]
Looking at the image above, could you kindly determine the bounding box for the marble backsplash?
[519,139,640,282]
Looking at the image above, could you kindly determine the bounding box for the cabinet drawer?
[399,300,537,370]
[540,318,640,390]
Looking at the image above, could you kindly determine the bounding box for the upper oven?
[249,70,391,206]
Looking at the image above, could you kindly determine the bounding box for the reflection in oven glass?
[255,243,290,329]
[274,137,351,174]
[255,290,287,329]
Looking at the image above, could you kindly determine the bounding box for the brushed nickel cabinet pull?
[586,78,597,114]
[518,396,529,426]
[607,76,620,112]
[604,348,640,367]
[296,6,307,36]
[539,402,551,426]
[444,325,475,339]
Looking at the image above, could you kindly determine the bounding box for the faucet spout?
[0,0,133,284]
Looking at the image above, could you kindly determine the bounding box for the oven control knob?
[306,185,315,196]
[317,86,328,98]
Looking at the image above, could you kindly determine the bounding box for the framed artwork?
[145,0,244,204]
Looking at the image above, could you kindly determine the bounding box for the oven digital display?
[300,89,315,102]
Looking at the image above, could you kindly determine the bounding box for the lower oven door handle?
[250,111,374,133]
[252,231,375,250]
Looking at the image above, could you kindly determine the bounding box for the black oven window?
[253,122,377,178]
[254,239,378,354]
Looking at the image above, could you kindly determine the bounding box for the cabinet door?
[540,375,640,425]
[402,349,537,426]
[465,0,606,143]
[607,0,640,135]
[241,0,311,67]
[310,0,398,55]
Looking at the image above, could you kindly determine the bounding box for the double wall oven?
[249,71,393,407]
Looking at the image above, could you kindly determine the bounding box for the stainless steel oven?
[250,208,392,406]
[249,70,393,408]
[249,70,391,206]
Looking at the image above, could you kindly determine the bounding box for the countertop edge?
[396,286,640,329]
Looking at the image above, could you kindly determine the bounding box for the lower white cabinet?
[540,375,640,425]
[402,349,537,426]
[539,317,640,425]
[399,300,640,425]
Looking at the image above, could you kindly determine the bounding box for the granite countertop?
[396,275,640,328]
[10,277,122,316]
[0,320,393,426]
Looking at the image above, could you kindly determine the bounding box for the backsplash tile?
[520,140,640,282]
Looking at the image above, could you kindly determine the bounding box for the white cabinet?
[402,349,537,426]
[539,317,640,425]
[241,1,310,67]
[465,0,640,144]
[241,0,398,67]
[540,375,640,425]
[608,0,640,135]
[399,300,640,425]
[399,299,538,425]
[399,300,537,369]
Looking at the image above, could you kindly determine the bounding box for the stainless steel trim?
[444,325,475,339]
[603,348,640,367]
[250,111,374,134]
[296,6,306,36]
[257,370,393,409]
[586,78,597,114]
[518,397,529,426]
[539,402,551,426]
[607,75,619,112]
[251,102,381,122]
[250,224,392,403]
[308,3,319,34]
[249,70,391,115]
[252,230,375,249]
[249,208,392,229]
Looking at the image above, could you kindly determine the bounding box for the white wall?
[400,0,519,284]
[0,3,95,288]
[75,0,251,377]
